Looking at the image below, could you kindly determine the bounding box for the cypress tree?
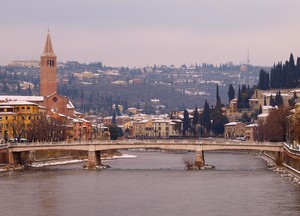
[192,106,199,126]
[216,84,221,108]
[258,70,269,90]
[288,91,298,107]
[112,112,117,124]
[237,85,243,109]
[201,100,211,132]
[270,95,275,107]
[274,90,283,107]
[228,84,235,103]
[183,109,190,135]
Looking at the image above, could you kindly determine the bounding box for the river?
[0,151,300,216]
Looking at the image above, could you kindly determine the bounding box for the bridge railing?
[6,139,284,148]
[284,143,300,156]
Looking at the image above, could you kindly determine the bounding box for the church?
[0,32,75,117]
[0,32,94,142]
[39,32,75,116]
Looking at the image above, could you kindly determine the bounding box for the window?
[26,107,30,112]
[22,116,25,120]
[21,107,25,112]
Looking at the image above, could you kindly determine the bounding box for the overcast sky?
[1,0,300,67]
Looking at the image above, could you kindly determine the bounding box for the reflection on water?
[0,151,300,216]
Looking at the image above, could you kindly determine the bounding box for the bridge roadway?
[6,139,284,168]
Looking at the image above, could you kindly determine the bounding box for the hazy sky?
[1,0,300,67]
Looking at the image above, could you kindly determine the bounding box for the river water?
[0,151,300,216]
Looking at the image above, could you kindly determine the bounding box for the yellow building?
[152,119,170,138]
[0,101,45,142]
[132,120,153,138]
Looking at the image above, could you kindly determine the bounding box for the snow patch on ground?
[112,154,137,159]
[31,159,87,168]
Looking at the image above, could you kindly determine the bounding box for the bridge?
[5,139,284,169]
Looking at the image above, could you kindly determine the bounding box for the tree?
[112,112,116,125]
[201,100,211,134]
[8,116,27,142]
[192,106,199,126]
[26,114,70,142]
[228,84,235,103]
[269,95,275,107]
[216,84,221,108]
[109,125,118,140]
[258,69,269,90]
[274,90,283,107]
[211,106,228,136]
[192,106,199,135]
[239,112,251,123]
[237,85,243,109]
[288,91,298,107]
[263,106,290,142]
[182,109,190,135]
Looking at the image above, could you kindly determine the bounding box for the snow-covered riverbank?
[257,154,300,187]
[0,153,138,171]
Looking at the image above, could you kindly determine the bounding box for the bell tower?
[40,31,57,96]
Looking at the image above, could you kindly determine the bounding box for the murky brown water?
[0,151,299,216]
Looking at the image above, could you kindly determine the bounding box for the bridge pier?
[275,151,283,166]
[195,150,205,168]
[8,151,20,165]
[8,151,35,165]
[87,149,101,169]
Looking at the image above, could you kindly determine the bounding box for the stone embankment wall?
[283,150,300,172]
[267,148,300,172]
[0,149,8,164]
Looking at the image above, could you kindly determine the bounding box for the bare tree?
[27,113,71,142]
[8,116,27,142]
[263,106,291,142]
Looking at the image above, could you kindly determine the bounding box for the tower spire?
[42,32,55,57]
[40,32,57,96]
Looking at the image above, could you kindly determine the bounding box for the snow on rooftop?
[0,95,44,102]
[0,100,38,106]
[245,123,258,128]
[263,93,289,97]
[67,101,75,109]
[225,122,239,126]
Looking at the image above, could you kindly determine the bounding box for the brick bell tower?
[40,31,57,96]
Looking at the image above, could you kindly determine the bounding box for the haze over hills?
[1,61,266,115]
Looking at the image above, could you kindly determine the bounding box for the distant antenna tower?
[247,48,250,65]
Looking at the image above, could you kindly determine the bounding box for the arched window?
[21,107,25,112]
[26,107,30,112]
